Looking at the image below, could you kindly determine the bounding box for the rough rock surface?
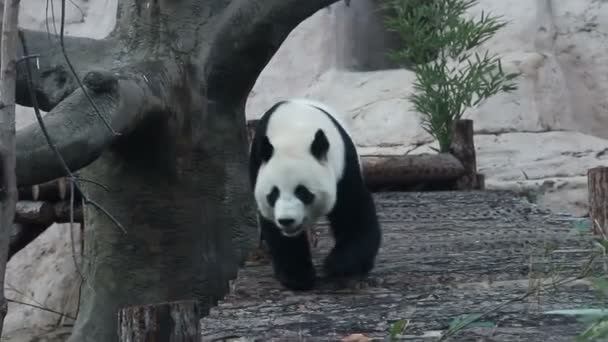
[5,0,608,340]
[247,0,608,216]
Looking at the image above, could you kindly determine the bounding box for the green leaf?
[573,220,592,233]
[447,313,494,331]
[380,0,518,149]
[577,316,608,341]
[388,319,409,340]
[544,308,608,317]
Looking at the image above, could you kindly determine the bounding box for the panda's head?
[254,128,338,238]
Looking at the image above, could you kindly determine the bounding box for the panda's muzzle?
[278,218,295,226]
[277,218,304,237]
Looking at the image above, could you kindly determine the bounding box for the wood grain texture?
[118,300,202,342]
[201,191,600,341]
[450,119,479,190]
[588,166,608,235]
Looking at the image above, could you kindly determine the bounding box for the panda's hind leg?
[323,188,381,280]
[260,215,316,291]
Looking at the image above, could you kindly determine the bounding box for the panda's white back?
[265,99,347,180]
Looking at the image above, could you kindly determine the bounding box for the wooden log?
[450,119,479,190]
[588,166,608,235]
[361,153,465,189]
[14,200,83,225]
[14,201,55,225]
[18,177,75,201]
[476,173,486,190]
[52,201,83,223]
[117,300,202,342]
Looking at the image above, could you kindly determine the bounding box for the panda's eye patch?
[267,187,279,207]
[294,185,315,205]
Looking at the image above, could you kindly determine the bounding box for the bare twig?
[16,54,40,64]
[58,0,119,136]
[72,176,110,192]
[18,30,126,234]
[6,298,76,320]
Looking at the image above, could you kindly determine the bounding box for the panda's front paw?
[275,267,316,291]
[323,247,374,280]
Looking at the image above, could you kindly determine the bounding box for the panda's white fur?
[252,99,347,236]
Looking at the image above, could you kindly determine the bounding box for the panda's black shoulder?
[254,100,288,137]
[248,101,287,187]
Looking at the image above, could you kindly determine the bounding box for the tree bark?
[0,0,19,335]
[117,300,201,342]
[588,166,608,235]
[6,0,339,340]
[450,119,480,190]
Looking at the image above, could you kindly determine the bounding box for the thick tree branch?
[14,30,118,111]
[16,63,167,186]
[205,0,339,101]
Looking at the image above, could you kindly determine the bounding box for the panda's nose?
[278,218,295,227]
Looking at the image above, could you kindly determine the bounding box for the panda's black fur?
[248,99,382,291]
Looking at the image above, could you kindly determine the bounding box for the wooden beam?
[588,166,608,235]
[14,200,83,225]
[361,154,464,190]
[8,201,82,261]
[17,177,83,201]
[117,300,202,342]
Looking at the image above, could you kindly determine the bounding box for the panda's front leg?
[259,216,316,291]
[323,194,382,281]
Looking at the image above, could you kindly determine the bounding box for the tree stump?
[588,166,608,235]
[117,300,202,342]
[450,119,481,190]
[476,173,486,190]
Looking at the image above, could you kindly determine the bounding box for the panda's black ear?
[311,129,329,161]
[260,135,274,162]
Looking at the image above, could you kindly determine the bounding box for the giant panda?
[248,98,382,291]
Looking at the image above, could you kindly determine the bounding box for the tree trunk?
[8,0,339,341]
[0,0,19,335]
[588,166,608,235]
[117,300,201,342]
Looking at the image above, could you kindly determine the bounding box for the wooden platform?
[200,191,604,341]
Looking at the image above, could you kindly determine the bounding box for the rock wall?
[247,0,608,216]
[5,0,608,339]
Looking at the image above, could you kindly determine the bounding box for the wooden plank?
[200,191,600,341]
